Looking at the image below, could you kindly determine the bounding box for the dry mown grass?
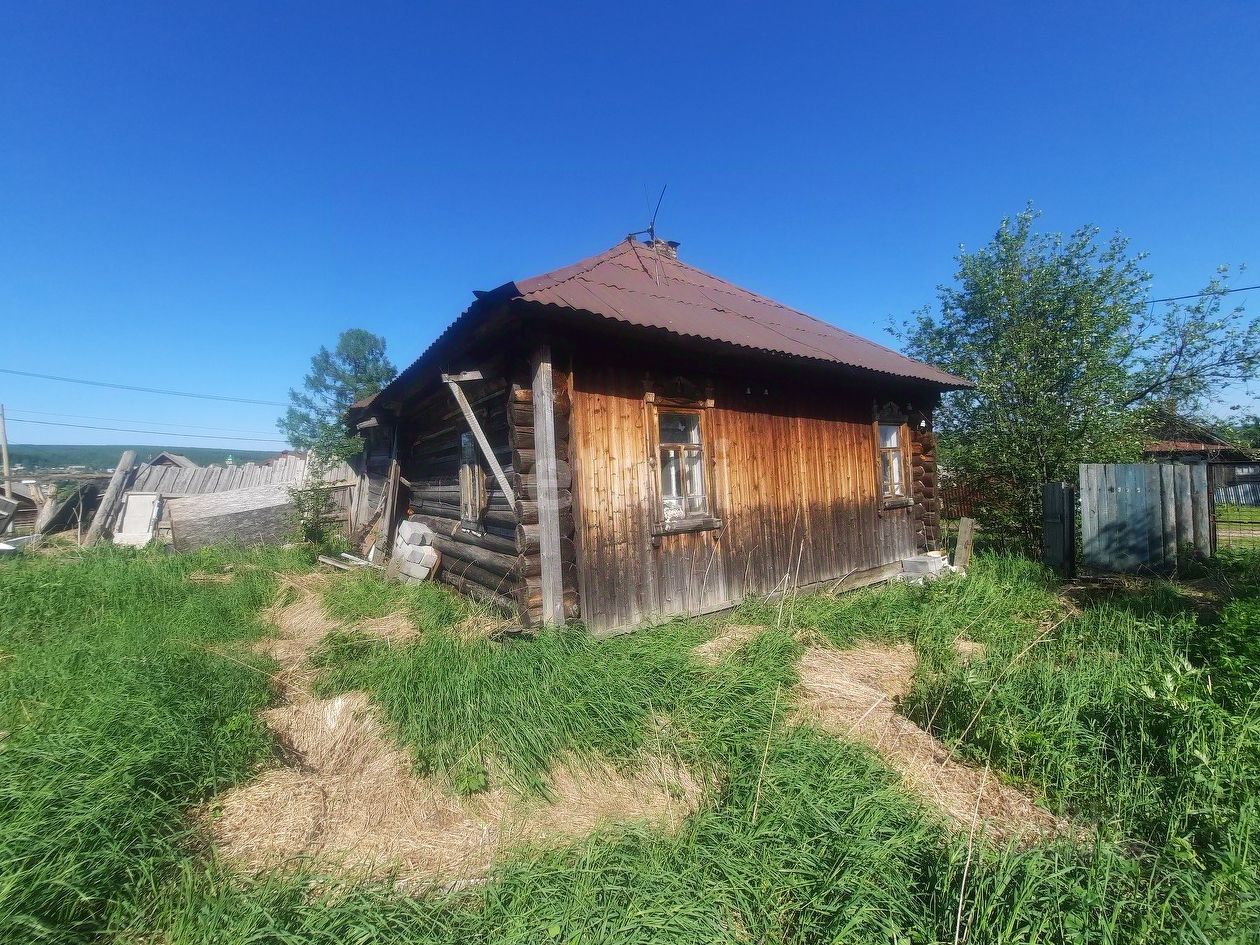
[794,642,1074,843]
[208,573,703,890]
[695,620,1068,842]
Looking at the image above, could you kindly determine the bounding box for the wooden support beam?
[442,373,516,508]
[83,450,136,547]
[531,345,565,625]
[383,429,401,551]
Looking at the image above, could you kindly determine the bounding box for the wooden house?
[146,451,198,469]
[351,238,970,634]
[1142,410,1256,464]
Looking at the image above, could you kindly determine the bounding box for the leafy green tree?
[1209,412,1260,450]
[900,207,1258,553]
[278,328,396,451]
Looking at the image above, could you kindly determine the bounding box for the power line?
[0,368,288,406]
[8,407,280,436]
[8,418,287,442]
[1147,284,1260,305]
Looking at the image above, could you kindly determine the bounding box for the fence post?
[1042,481,1076,577]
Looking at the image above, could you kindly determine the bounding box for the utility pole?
[0,404,11,500]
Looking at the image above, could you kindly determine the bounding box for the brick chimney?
[645,237,680,259]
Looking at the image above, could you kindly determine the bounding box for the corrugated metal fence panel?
[1217,482,1260,504]
[1080,462,1211,572]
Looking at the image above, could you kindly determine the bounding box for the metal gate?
[1210,463,1260,552]
[1079,463,1212,573]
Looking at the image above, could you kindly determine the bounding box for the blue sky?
[2,1,1258,450]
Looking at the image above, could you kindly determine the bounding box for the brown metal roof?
[509,239,969,388]
[383,238,971,401]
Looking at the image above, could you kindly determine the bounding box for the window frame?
[874,404,913,510]
[458,431,487,527]
[649,400,722,535]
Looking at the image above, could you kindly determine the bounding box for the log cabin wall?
[909,409,941,552]
[568,352,931,634]
[397,374,526,617]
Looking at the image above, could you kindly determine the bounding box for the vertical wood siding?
[570,359,919,633]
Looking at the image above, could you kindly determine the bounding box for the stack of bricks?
[909,411,941,552]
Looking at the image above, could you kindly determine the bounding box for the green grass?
[0,544,314,943]
[1215,503,1260,524]
[2,547,1259,943]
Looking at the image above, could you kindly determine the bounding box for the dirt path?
[794,641,1077,843]
[697,623,1075,843]
[208,574,702,892]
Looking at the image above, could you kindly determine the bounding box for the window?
[879,422,907,499]
[658,410,708,521]
[458,432,486,525]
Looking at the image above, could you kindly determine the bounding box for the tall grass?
[314,574,826,796]
[0,545,312,942]
[3,549,1258,942]
[906,553,1260,940]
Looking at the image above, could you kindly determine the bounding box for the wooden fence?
[940,477,982,520]
[1209,462,1260,551]
[128,454,354,495]
[1079,463,1211,573]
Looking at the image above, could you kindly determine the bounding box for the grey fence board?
[1080,462,1211,573]
[1174,464,1193,551]
[1191,464,1211,556]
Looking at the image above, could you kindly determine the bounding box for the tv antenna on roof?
[629,185,670,283]
[628,184,667,244]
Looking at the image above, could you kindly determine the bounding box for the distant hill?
[8,444,281,472]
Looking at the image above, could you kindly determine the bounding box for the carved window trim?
[646,390,722,535]
[874,402,913,510]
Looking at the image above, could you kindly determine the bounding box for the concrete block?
[397,519,432,547]
[399,545,440,582]
[901,554,949,577]
[402,544,436,565]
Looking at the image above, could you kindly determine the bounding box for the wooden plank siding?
[569,358,921,633]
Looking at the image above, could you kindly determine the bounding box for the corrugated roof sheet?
[387,238,971,395]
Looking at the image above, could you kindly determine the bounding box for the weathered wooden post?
[1041,481,1076,577]
[953,517,976,571]
[530,345,565,626]
[83,450,136,547]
